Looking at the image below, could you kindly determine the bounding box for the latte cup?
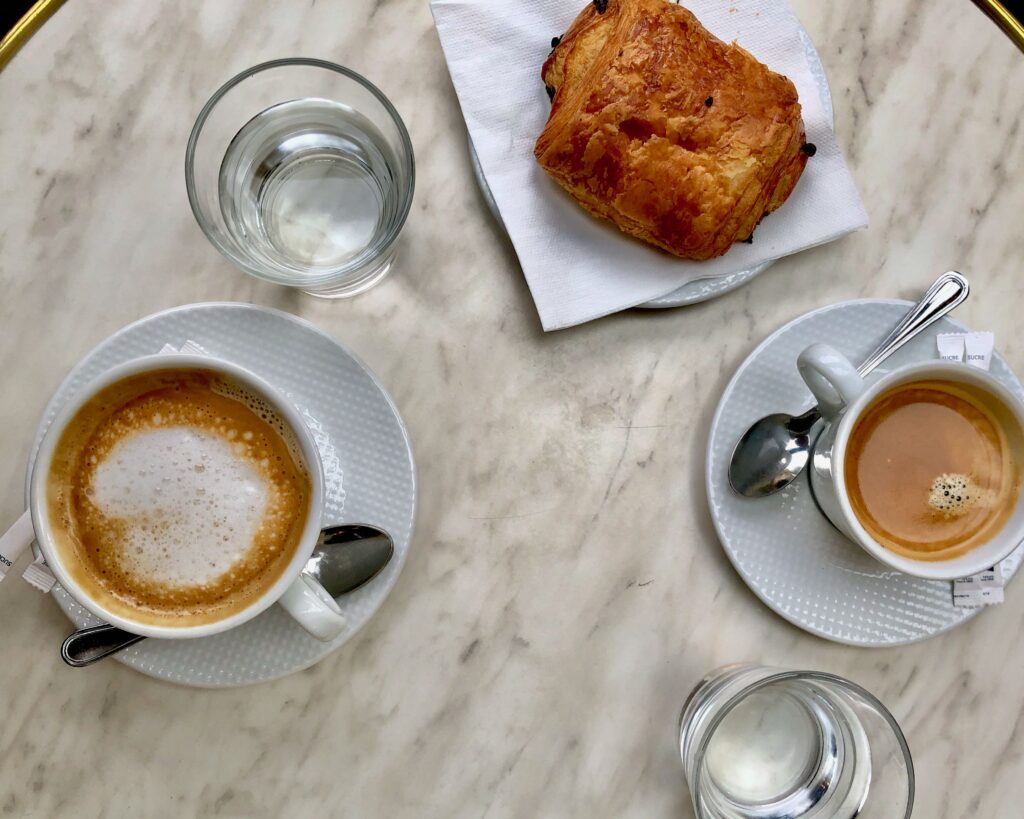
[798,343,1024,580]
[0,354,348,642]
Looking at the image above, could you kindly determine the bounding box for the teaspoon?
[60,524,394,667]
[728,271,970,498]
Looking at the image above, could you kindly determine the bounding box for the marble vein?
[0,0,1022,816]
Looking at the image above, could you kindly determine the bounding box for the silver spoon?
[728,271,970,498]
[60,524,394,667]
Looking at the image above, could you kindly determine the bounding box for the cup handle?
[797,343,866,420]
[0,511,35,582]
[277,572,347,642]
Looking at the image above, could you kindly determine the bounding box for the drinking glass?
[186,58,415,298]
[679,665,914,818]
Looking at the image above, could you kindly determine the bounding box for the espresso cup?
[0,354,347,641]
[798,343,1024,580]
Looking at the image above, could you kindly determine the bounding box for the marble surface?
[0,0,1022,815]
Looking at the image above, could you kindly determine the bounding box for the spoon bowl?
[728,409,817,497]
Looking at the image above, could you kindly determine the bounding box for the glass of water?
[186,58,415,298]
[679,665,914,819]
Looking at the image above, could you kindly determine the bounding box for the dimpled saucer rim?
[25,303,416,687]
[706,299,1023,647]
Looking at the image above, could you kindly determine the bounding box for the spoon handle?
[856,271,969,375]
[61,624,146,667]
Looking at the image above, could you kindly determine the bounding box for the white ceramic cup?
[799,343,1024,581]
[0,354,347,641]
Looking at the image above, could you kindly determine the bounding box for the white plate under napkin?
[432,0,868,330]
[468,26,835,310]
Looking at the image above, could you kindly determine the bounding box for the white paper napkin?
[431,0,868,331]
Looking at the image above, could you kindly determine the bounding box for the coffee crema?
[845,379,1023,561]
[46,368,311,627]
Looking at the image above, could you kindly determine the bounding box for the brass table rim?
[1,0,1020,72]
[0,0,68,72]
[972,0,1024,52]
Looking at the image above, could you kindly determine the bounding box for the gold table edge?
[0,0,69,72]
[971,0,1024,51]
[0,0,1020,72]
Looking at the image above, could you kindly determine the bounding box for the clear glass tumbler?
[186,58,415,298]
[679,665,914,819]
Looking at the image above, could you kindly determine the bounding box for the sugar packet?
[937,331,1009,608]
[953,566,1005,608]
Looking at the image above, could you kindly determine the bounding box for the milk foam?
[47,368,312,626]
[90,426,270,587]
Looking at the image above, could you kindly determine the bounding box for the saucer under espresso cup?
[21,303,415,687]
[799,345,1024,581]
[706,299,1024,646]
[7,353,349,642]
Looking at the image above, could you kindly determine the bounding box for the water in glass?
[218,97,402,274]
[680,666,890,819]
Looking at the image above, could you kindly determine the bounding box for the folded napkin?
[431,0,868,331]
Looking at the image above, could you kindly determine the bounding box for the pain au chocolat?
[534,0,810,261]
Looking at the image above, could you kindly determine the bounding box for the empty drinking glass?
[679,665,914,818]
[186,58,415,298]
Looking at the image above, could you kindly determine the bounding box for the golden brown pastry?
[535,0,811,260]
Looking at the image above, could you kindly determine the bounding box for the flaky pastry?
[535,0,811,260]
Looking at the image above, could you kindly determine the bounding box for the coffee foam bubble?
[210,379,291,440]
[928,473,992,518]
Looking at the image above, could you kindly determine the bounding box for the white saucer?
[706,299,1024,646]
[25,303,416,687]
[468,27,834,310]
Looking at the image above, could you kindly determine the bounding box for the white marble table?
[1,1,1022,816]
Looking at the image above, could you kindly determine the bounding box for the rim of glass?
[184,57,416,288]
[688,670,915,819]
